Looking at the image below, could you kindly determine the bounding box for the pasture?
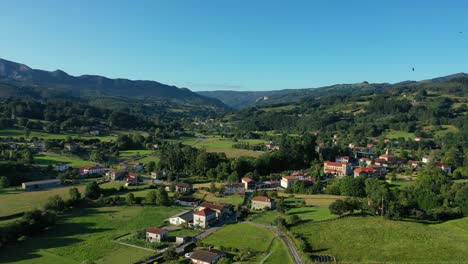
[291,216,468,263]
[277,193,343,207]
[0,206,183,264]
[0,129,117,142]
[203,222,275,252]
[193,189,244,205]
[0,185,87,218]
[34,154,94,167]
[166,136,267,158]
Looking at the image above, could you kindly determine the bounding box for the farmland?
[0,129,117,142]
[0,185,87,218]
[291,216,468,263]
[34,154,94,167]
[203,222,275,252]
[167,135,267,158]
[0,206,183,264]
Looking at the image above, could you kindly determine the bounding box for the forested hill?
[231,76,468,147]
[0,58,226,108]
[199,73,467,109]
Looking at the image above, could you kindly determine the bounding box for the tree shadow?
[0,208,115,263]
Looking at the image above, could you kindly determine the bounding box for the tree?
[209,182,217,194]
[44,195,66,212]
[329,199,346,216]
[145,190,157,205]
[163,246,178,261]
[69,187,81,203]
[156,187,170,206]
[126,192,135,205]
[0,176,9,188]
[85,181,101,200]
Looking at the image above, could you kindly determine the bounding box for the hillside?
[199,74,467,109]
[0,58,226,108]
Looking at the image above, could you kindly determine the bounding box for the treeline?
[327,166,468,221]
[0,98,187,134]
[158,133,318,182]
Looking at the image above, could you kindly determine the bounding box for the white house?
[146,227,168,243]
[193,208,216,229]
[169,210,194,226]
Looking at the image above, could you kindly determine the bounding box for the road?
[246,221,304,264]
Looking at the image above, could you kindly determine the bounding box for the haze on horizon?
[0,0,467,91]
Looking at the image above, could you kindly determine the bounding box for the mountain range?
[0,58,225,108]
[198,73,468,109]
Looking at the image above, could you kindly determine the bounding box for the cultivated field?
[193,189,245,205]
[291,216,468,263]
[0,129,117,142]
[0,206,183,264]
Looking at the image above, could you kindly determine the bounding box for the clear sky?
[0,0,467,91]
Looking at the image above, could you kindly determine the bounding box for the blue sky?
[0,0,467,91]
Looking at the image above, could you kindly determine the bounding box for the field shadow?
[0,208,115,263]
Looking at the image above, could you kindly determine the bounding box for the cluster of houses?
[323,150,453,179]
[280,172,316,188]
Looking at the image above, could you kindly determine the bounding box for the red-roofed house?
[146,227,168,243]
[354,167,377,178]
[251,196,275,210]
[323,161,351,177]
[193,208,217,229]
[374,158,389,167]
[126,173,139,186]
[199,202,229,219]
[241,177,255,190]
[176,182,192,192]
[280,172,315,188]
[435,162,452,174]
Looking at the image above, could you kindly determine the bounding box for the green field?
[0,206,183,264]
[291,216,468,263]
[34,154,94,167]
[119,150,154,158]
[204,223,275,252]
[193,190,245,205]
[166,136,267,158]
[0,185,87,218]
[286,206,336,222]
[0,129,117,142]
[263,237,295,264]
[385,129,416,140]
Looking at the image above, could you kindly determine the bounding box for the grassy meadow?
[34,154,94,167]
[0,129,117,142]
[203,222,275,252]
[291,216,468,263]
[166,135,267,158]
[0,185,87,218]
[0,206,183,264]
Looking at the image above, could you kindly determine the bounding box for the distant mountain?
[0,58,226,108]
[198,73,467,109]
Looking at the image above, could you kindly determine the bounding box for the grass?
[286,206,336,222]
[0,185,87,218]
[251,210,279,226]
[389,180,414,190]
[169,228,201,237]
[119,150,154,158]
[193,189,244,205]
[0,206,184,264]
[263,237,295,264]
[291,216,468,263]
[135,154,160,164]
[203,222,275,252]
[166,136,267,158]
[0,129,117,142]
[277,193,343,207]
[385,129,416,140]
[34,154,94,167]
